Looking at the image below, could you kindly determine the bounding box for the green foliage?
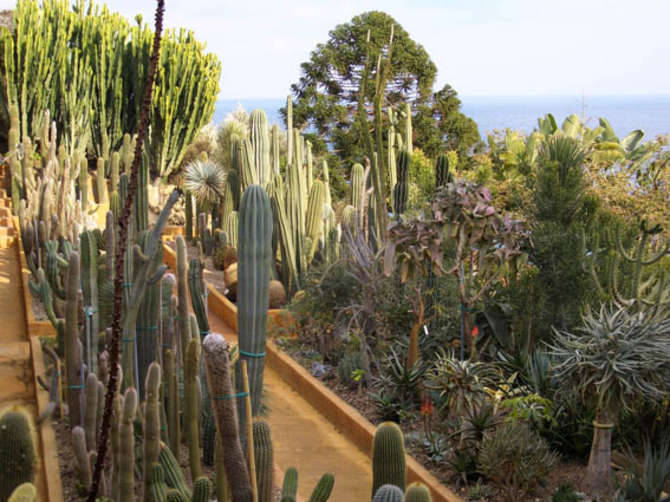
[337,351,366,389]
[286,11,436,171]
[551,484,581,502]
[478,421,558,502]
[617,436,670,502]
[372,349,425,421]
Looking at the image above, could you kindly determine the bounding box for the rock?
[224,262,238,300]
[268,280,287,308]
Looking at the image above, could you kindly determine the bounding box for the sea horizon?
[214,94,670,141]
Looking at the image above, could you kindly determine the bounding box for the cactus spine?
[237,185,273,415]
[371,422,406,496]
[0,406,37,500]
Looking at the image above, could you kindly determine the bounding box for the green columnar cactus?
[270,175,299,293]
[281,467,298,502]
[149,463,169,502]
[65,251,84,428]
[176,236,191,367]
[305,140,314,193]
[184,336,202,480]
[372,484,403,502]
[105,211,116,278]
[164,349,180,456]
[166,490,188,502]
[271,124,281,175]
[72,425,92,489]
[135,159,149,233]
[350,163,365,211]
[371,422,406,496]
[84,373,99,451]
[253,421,274,502]
[0,407,36,501]
[308,473,335,502]
[201,334,252,502]
[387,107,398,193]
[305,179,326,260]
[321,160,332,208]
[286,96,294,161]
[157,442,191,500]
[80,230,100,373]
[96,157,107,205]
[393,150,409,218]
[120,389,137,502]
[111,390,122,501]
[144,362,162,502]
[224,211,239,250]
[188,257,209,336]
[435,154,451,188]
[185,193,194,242]
[237,185,273,415]
[404,482,432,502]
[249,109,271,187]
[79,160,89,212]
[404,103,413,154]
[191,477,211,502]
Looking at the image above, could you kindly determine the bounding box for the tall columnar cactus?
[404,102,413,154]
[175,236,191,367]
[164,349,180,456]
[371,422,406,496]
[149,463,169,502]
[237,185,273,415]
[144,362,162,502]
[80,230,100,373]
[201,334,252,502]
[157,442,191,500]
[185,193,194,242]
[72,426,92,489]
[253,421,274,502]
[307,473,335,502]
[83,373,99,451]
[79,160,89,212]
[188,257,209,337]
[372,484,403,502]
[305,140,314,193]
[65,251,84,428]
[387,107,398,193]
[270,124,281,175]
[96,157,108,205]
[305,179,326,260]
[393,150,409,218]
[404,482,432,502]
[249,109,271,187]
[184,336,202,480]
[435,154,451,189]
[0,406,37,501]
[224,211,239,250]
[120,388,137,502]
[110,390,122,501]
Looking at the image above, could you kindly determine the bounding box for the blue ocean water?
[214,95,670,141]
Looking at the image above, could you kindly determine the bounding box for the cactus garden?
[0,1,669,502]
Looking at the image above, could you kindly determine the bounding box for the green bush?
[478,421,558,502]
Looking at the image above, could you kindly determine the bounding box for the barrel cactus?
[0,406,37,500]
[371,422,406,496]
[372,484,404,502]
[405,482,432,502]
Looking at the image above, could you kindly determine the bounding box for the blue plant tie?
[84,306,97,317]
[122,282,132,288]
[214,392,248,401]
[122,337,134,343]
[68,384,84,389]
[137,326,158,332]
[200,330,210,336]
[239,350,266,358]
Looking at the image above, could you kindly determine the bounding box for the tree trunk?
[586,412,614,500]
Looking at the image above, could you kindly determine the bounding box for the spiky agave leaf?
[183,160,225,206]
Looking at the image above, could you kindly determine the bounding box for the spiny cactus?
[65,251,84,428]
[149,463,169,502]
[84,373,99,451]
[118,388,138,502]
[305,179,326,260]
[404,482,432,502]
[72,426,92,489]
[0,406,37,501]
[350,163,365,210]
[188,257,209,336]
[184,336,202,480]
[144,362,162,502]
[237,185,273,415]
[253,421,274,502]
[7,482,37,502]
[201,333,252,502]
[307,473,335,502]
[191,477,211,502]
[157,442,191,501]
[371,422,406,496]
[393,150,409,218]
[372,484,403,502]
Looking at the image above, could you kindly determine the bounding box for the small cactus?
[372,484,404,502]
[281,467,298,502]
[0,407,37,500]
[404,482,432,502]
[253,421,274,502]
[308,473,334,502]
[7,482,37,502]
[371,422,406,496]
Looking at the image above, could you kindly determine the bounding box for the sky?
[3,0,669,99]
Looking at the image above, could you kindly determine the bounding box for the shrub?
[478,421,558,502]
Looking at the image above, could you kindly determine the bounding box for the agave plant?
[183,159,225,206]
[616,436,670,502]
[548,304,670,499]
[425,349,501,418]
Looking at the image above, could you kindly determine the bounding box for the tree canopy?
[286,11,477,169]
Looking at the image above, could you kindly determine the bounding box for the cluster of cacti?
[279,467,335,502]
[1,0,220,179]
